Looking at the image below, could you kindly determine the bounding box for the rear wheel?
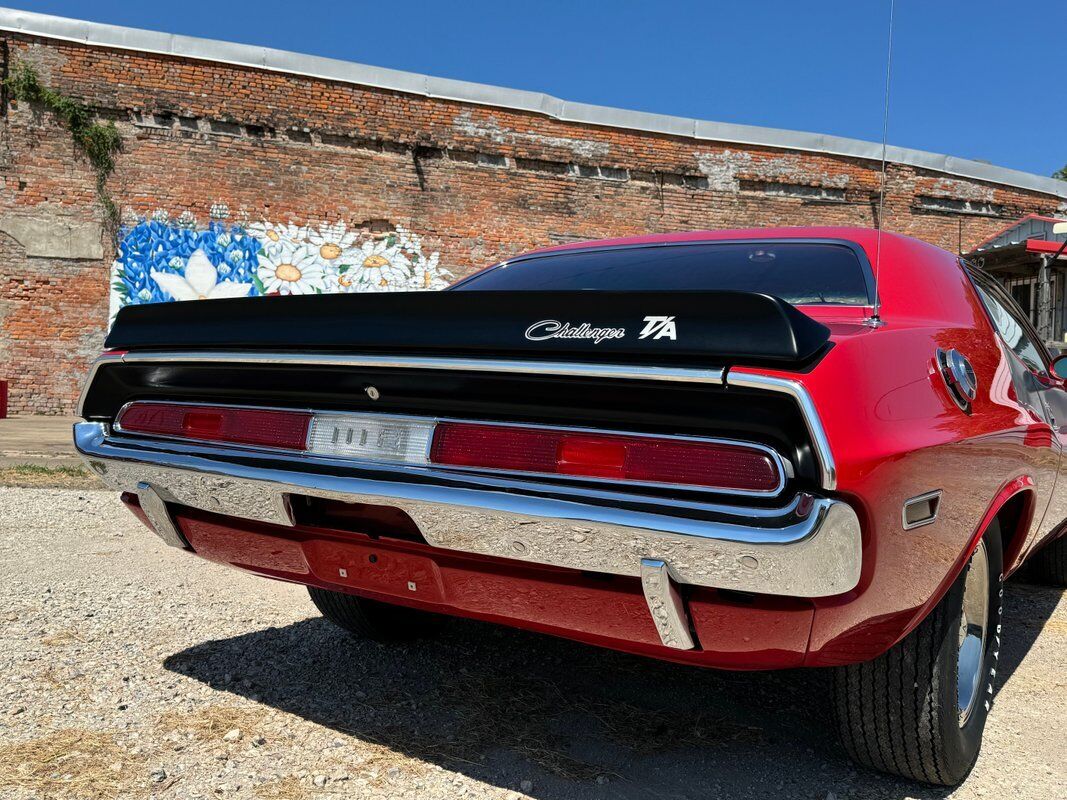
[308,587,444,641]
[1023,535,1067,586]
[832,525,1003,785]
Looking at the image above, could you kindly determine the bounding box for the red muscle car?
[75,227,1067,785]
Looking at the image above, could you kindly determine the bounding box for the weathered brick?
[0,32,1062,415]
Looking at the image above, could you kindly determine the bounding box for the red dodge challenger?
[76,227,1067,785]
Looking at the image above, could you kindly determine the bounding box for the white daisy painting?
[247,221,309,247]
[110,212,455,323]
[306,221,360,262]
[397,226,453,290]
[350,237,409,290]
[256,241,327,295]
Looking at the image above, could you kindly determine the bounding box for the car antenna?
[866,0,895,329]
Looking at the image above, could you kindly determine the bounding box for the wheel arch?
[810,476,1036,668]
[991,486,1035,574]
[908,476,1035,637]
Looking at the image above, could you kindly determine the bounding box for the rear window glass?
[455,242,871,304]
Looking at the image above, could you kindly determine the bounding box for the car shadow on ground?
[163,580,1062,800]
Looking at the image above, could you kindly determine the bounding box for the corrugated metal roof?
[3,6,1066,201]
[973,215,1067,253]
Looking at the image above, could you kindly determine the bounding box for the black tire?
[832,524,1003,786]
[307,587,443,641]
[1023,535,1067,586]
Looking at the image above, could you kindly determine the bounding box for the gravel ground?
[1,487,1064,800]
[0,417,82,468]
[0,466,100,489]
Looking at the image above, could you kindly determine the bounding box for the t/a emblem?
[639,316,677,341]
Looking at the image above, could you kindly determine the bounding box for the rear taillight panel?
[430,422,783,493]
[117,403,312,450]
[114,402,786,495]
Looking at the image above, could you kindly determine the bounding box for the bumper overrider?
[75,421,862,650]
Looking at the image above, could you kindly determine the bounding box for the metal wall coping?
[3,6,1066,200]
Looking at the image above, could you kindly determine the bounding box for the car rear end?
[76,234,868,668]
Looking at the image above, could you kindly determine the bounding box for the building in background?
[966,215,1067,348]
[1,8,1066,415]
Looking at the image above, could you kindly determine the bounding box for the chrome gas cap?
[937,348,977,410]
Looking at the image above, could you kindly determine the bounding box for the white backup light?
[306,414,434,463]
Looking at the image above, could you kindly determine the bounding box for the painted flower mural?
[350,237,410,290]
[110,220,261,316]
[110,215,454,323]
[151,249,253,301]
[306,221,360,262]
[257,241,327,295]
[398,227,451,290]
[247,221,308,247]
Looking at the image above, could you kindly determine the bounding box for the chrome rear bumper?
[77,420,862,649]
[75,421,862,602]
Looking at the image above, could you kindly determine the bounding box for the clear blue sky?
[11,0,1066,178]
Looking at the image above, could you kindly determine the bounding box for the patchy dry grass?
[340,738,423,788]
[1044,618,1067,637]
[156,704,272,742]
[0,728,145,799]
[256,775,310,799]
[40,629,87,647]
[34,666,78,691]
[0,465,101,489]
[30,668,92,711]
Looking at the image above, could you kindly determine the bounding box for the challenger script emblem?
[639,316,677,340]
[524,320,626,344]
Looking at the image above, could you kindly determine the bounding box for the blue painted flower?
[111,220,265,309]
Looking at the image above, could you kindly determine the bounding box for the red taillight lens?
[557,437,627,478]
[114,402,783,494]
[427,424,559,472]
[182,411,223,438]
[117,402,312,450]
[430,422,781,492]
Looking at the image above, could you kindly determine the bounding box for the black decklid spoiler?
[105,290,831,365]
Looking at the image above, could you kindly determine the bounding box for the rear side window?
[455,242,872,305]
[972,282,1049,376]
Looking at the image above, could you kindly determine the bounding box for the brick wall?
[1,31,1063,415]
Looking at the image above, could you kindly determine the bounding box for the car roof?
[528,226,918,257]
[492,227,970,324]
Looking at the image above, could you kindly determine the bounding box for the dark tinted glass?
[972,282,1048,376]
[456,242,870,304]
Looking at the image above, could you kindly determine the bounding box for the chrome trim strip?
[726,369,837,491]
[80,351,723,419]
[113,399,791,498]
[640,559,695,650]
[136,481,189,549]
[902,489,943,531]
[76,422,863,597]
[111,351,726,384]
[97,429,808,518]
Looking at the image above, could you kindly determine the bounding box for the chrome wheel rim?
[957,539,989,726]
